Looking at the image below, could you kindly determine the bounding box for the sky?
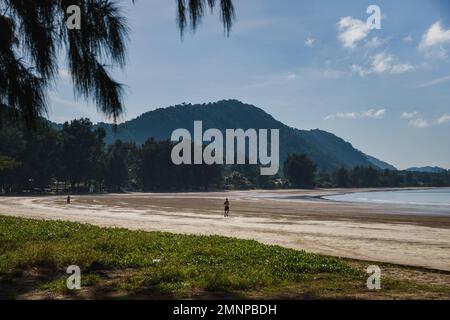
[49,0,450,170]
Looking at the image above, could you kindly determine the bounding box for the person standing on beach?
[224,198,230,217]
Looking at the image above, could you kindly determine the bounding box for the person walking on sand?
[67,195,71,204]
[224,198,230,218]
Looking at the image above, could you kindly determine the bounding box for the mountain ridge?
[365,155,397,171]
[91,99,392,172]
[406,166,447,173]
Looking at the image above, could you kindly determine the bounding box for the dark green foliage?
[104,140,135,192]
[0,1,235,126]
[0,155,19,171]
[58,118,106,188]
[224,163,273,189]
[334,167,350,187]
[0,113,59,191]
[366,155,397,170]
[328,166,450,188]
[0,216,359,294]
[140,139,222,191]
[177,0,235,37]
[0,0,129,125]
[283,154,317,189]
[225,171,254,190]
[140,138,175,191]
[406,166,447,173]
[0,111,449,193]
[0,114,223,193]
[95,100,380,172]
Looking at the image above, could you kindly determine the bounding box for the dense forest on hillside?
[93,100,384,172]
[1,114,450,193]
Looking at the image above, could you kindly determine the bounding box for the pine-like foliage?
[0,0,234,126]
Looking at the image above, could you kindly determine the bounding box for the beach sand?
[0,189,449,271]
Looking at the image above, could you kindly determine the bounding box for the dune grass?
[0,215,448,299]
[0,215,364,298]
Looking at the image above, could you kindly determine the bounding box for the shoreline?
[318,188,450,210]
[0,188,449,271]
[0,186,444,197]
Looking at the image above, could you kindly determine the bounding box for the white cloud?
[325,112,358,120]
[365,37,384,49]
[417,75,450,88]
[351,64,371,77]
[282,72,297,81]
[325,109,386,120]
[337,17,370,48]
[401,111,419,119]
[372,52,415,74]
[401,112,450,129]
[363,109,386,119]
[419,22,450,49]
[305,37,316,48]
[437,113,450,125]
[409,118,430,129]
[403,35,413,42]
[352,51,415,76]
[418,21,450,58]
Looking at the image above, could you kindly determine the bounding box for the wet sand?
[0,189,449,271]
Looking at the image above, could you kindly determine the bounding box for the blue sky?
[49,0,450,169]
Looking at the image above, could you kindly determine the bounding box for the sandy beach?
[0,189,449,272]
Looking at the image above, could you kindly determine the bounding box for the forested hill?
[94,100,389,172]
[406,166,447,173]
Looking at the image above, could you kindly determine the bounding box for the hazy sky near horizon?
[49,0,450,170]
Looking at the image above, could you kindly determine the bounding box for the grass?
[0,215,449,299]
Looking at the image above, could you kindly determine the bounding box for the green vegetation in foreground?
[0,216,449,299]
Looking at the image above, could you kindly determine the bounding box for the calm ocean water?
[324,188,450,207]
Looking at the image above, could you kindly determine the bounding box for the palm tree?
[0,0,234,126]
